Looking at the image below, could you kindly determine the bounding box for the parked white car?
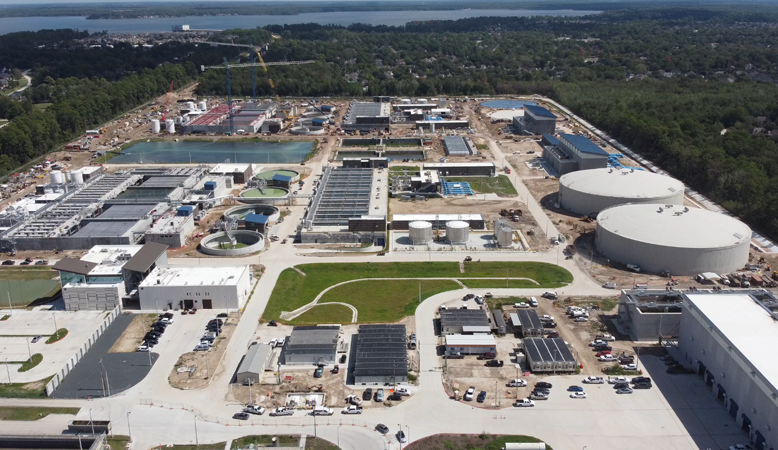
[599,355,617,362]
[529,297,538,307]
[508,379,527,387]
[342,406,362,414]
[515,302,529,308]
[575,316,589,322]
[621,363,638,371]
[513,398,535,407]
[395,387,410,396]
[569,392,587,399]
[608,376,628,384]
[589,340,606,347]
[582,376,605,384]
[464,387,475,401]
[136,344,150,352]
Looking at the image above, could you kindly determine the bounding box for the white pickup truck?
[269,407,294,417]
[341,405,363,415]
[513,398,535,407]
[311,406,333,416]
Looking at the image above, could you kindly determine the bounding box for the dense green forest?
[2,7,778,239]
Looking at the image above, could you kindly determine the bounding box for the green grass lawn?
[390,165,421,172]
[0,119,7,126]
[445,175,518,196]
[292,303,354,325]
[0,268,60,306]
[46,329,68,344]
[32,102,52,111]
[231,436,299,449]
[0,378,49,398]
[463,279,540,289]
[106,436,130,450]
[320,279,461,322]
[0,406,79,421]
[265,262,572,322]
[487,296,528,310]
[406,433,550,450]
[19,354,42,372]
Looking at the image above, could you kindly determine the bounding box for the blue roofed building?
[243,213,269,233]
[270,174,293,188]
[512,105,558,135]
[542,133,610,175]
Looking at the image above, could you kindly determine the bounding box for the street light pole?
[4,359,9,383]
[194,415,199,446]
[53,312,59,339]
[127,412,132,442]
[25,338,31,362]
[89,409,95,435]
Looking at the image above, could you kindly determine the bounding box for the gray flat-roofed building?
[492,310,507,335]
[342,102,391,131]
[513,105,558,135]
[523,337,577,373]
[439,309,490,335]
[281,326,340,365]
[617,289,683,341]
[542,133,609,176]
[679,290,778,450]
[94,204,157,220]
[517,309,543,337]
[354,324,408,385]
[443,136,472,156]
[72,220,148,243]
[236,344,273,385]
[445,334,497,356]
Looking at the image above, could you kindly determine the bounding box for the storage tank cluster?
[165,119,176,134]
[446,220,470,245]
[494,219,514,248]
[595,204,751,275]
[558,168,685,215]
[199,101,207,111]
[50,170,65,184]
[408,221,433,245]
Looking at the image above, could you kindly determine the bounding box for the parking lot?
[0,309,108,383]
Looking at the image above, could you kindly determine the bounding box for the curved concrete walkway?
[280,276,542,321]
[313,301,359,322]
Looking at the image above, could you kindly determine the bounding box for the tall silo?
[50,170,65,184]
[199,101,207,111]
[494,220,513,248]
[151,119,161,133]
[408,221,433,245]
[165,119,176,134]
[446,220,470,245]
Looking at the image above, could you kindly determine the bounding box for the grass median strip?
[0,406,79,421]
[292,303,354,325]
[18,354,42,372]
[265,262,572,322]
[46,328,68,344]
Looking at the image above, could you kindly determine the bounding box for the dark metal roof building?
[354,324,408,385]
[281,326,340,365]
[516,309,544,337]
[439,308,490,335]
[523,337,577,373]
[123,242,168,273]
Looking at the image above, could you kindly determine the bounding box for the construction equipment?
[161,81,174,122]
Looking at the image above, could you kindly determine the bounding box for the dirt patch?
[108,313,157,353]
[168,312,240,390]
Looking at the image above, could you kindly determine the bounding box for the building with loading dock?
[138,265,251,311]
[617,289,683,341]
[281,326,340,365]
[678,290,778,450]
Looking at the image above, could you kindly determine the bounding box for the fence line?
[45,306,120,396]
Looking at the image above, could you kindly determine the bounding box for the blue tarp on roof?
[524,105,556,118]
[244,213,269,224]
[560,133,610,156]
[541,134,560,146]
[272,174,293,183]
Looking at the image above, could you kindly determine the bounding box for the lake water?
[111,140,313,164]
[0,9,600,35]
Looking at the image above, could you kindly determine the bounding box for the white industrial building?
[595,204,751,275]
[138,265,251,311]
[679,291,778,450]
[144,211,195,248]
[55,245,143,311]
[445,334,497,356]
[558,168,685,215]
[236,343,274,385]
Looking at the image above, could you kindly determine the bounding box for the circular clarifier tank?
[200,230,265,256]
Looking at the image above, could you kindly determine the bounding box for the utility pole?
[194,415,199,446]
[127,412,132,442]
[25,338,31,362]
[7,292,12,313]
[89,409,95,435]
[53,312,58,339]
[5,359,10,383]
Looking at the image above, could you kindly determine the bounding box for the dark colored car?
[377,252,386,256]
[631,377,651,384]
[340,354,347,364]
[567,386,584,392]
[363,388,373,401]
[593,345,612,351]
[477,352,496,360]
[217,313,228,318]
[485,360,504,367]
[535,382,553,389]
[545,332,560,338]
[24,257,33,263]
[613,382,630,390]
[2,260,14,265]
[268,320,278,326]
[20,260,31,265]
[634,382,652,389]
[31,335,42,343]
[375,424,389,434]
[233,412,250,420]
[543,321,557,328]
[476,391,487,403]
[532,389,550,396]
[314,367,323,378]
[387,393,403,401]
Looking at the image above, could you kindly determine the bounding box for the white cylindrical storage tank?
[151,119,161,133]
[71,170,84,185]
[494,220,513,248]
[50,170,64,184]
[199,101,207,111]
[186,101,195,111]
[175,116,183,125]
[446,220,470,245]
[559,168,685,216]
[408,221,433,245]
[165,119,175,134]
[595,204,751,276]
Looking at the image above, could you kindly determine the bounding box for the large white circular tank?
[199,101,207,111]
[595,204,751,275]
[559,168,685,215]
[446,220,470,245]
[50,170,64,184]
[494,220,513,248]
[165,120,176,134]
[151,119,161,133]
[186,101,195,111]
[408,221,433,245]
[71,170,84,185]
